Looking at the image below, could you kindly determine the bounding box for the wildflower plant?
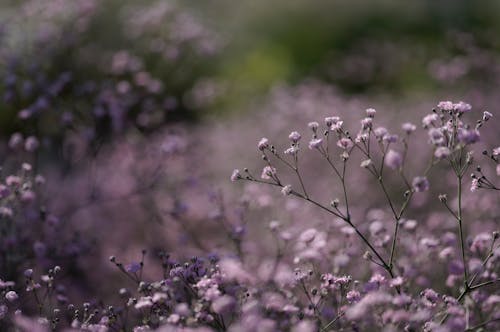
[232,101,500,330]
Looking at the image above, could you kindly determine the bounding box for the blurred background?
[0,0,499,307]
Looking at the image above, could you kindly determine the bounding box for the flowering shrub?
[0,0,222,161]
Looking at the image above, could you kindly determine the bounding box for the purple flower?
[337,138,353,150]
[437,101,454,111]
[24,136,40,152]
[457,129,480,145]
[402,122,416,134]
[308,138,323,149]
[5,291,18,302]
[412,176,429,192]
[434,146,451,159]
[125,262,141,273]
[385,150,402,170]
[422,113,439,127]
[288,131,301,143]
[453,101,471,113]
[428,128,446,146]
[470,178,479,192]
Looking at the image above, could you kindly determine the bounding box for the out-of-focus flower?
[385,150,402,170]
[412,176,429,192]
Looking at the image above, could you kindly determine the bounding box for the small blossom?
[281,185,292,196]
[337,138,353,150]
[361,117,372,130]
[383,134,398,143]
[385,150,403,170]
[483,111,493,121]
[284,146,299,155]
[470,178,479,192]
[360,159,372,168]
[6,176,21,186]
[5,291,18,302]
[454,101,471,113]
[24,136,40,152]
[492,147,500,157]
[402,122,416,134]
[437,101,454,111]
[496,164,500,176]
[422,113,439,127]
[269,220,280,231]
[261,166,276,180]
[428,128,446,146]
[390,277,404,288]
[288,131,301,143]
[412,176,430,192]
[231,169,242,182]
[374,127,388,139]
[355,133,369,143]
[308,138,323,149]
[325,116,340,127]
[434,146,451,159]
[330,120,343,132]
[125,262,141,273]
[366,108,376,117]
[457,129,480,145]
[308,122,319,131]
[0,207,13,218]
[8,133,23,150]
[258,137,269,150]
[346,290,361,303]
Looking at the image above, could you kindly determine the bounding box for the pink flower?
[261,166,276,180]
[470,178,479,192]
[308,122,319,131]
[308,138,323,149]
[385,150,403,170]
[483,111,493,121]
[434,146,451,159]
[366,108,376,117]
[374,127,388,139]
[412,176,429,192]
[422,113,439,127]
[402,122,416,134]
[231,169,242,182]
[281,185,292,196]
[437,101,454,111]
[453,101,471,113]
[457,129,480,145]
[325,116,340,127]
[288,131,301,143]
[258,138,269,151]
[337,138,353,150]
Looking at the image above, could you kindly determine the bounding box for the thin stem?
[294,153,309,198]
[321,311,345,331]
[465,317,500,331]
[457,174,469,286]
[388,221,400,270]
[469,278,500,291]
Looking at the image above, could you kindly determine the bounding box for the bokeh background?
[0,0,499,323]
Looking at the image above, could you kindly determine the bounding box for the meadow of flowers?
[0,1,499,331]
